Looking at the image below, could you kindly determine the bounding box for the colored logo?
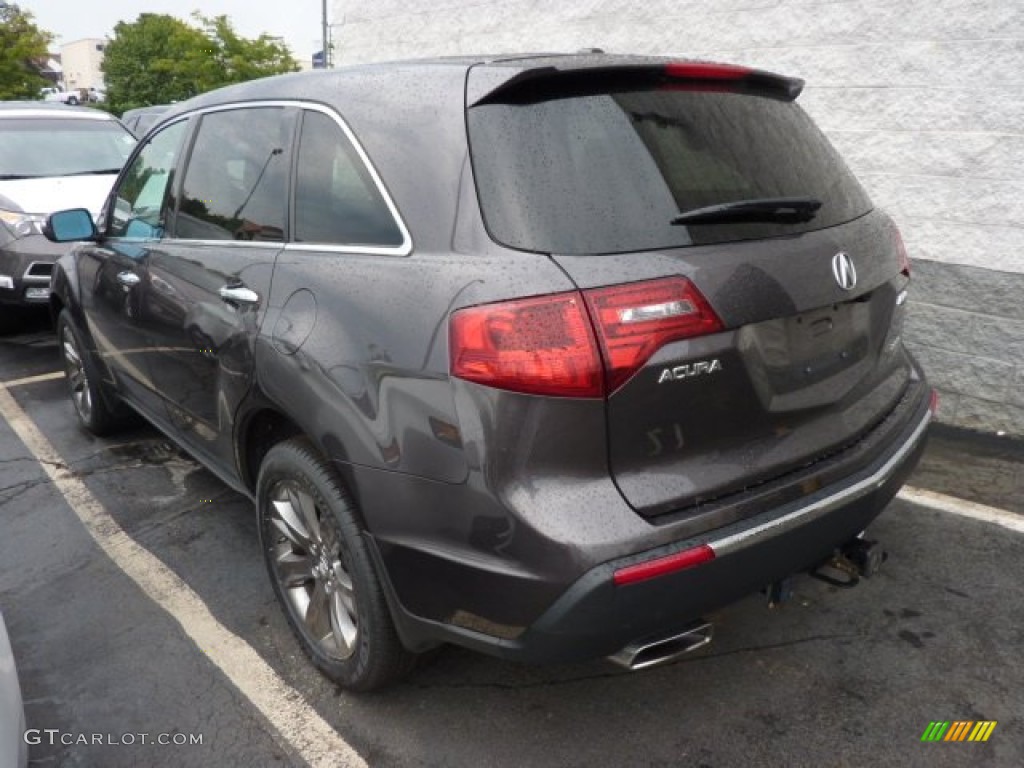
[921,721,997,742]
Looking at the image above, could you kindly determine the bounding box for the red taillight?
[613,544,716,586]
[449,291,604,398]
[894,228,911,277]
[450,278,723,397]
[665,62,750,80]
[584,277,724,393]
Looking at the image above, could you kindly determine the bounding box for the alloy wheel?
[61,328,92,422]
[267,480,358,660]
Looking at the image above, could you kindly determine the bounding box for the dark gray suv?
[45,54,933,691]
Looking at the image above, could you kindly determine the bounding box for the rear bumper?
[378,387,932,664]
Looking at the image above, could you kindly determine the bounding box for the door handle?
[116,271,141,287]
[219,285,260,305]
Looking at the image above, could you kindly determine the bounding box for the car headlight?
[0,209,47,238]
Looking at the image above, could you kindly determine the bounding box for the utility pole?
[321,0,329,68]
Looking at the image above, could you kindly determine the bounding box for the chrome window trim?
[136,238,285,250]
[162,100,413,256]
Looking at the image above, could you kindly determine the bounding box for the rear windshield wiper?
[671,197,822,226]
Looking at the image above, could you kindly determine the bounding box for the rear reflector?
[929,389,940,415]
[585,277,724,393]
[449,291,604,398]
[613,544,716,586]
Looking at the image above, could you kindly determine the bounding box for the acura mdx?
[45,55,933,691]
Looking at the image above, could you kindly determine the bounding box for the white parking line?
[897,486,1024,534]
[0,382,367,768]
[3,366,1021,764]
[2,370,65,388]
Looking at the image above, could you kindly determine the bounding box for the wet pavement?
[913,425,1024,515]
[1,315,1022,767]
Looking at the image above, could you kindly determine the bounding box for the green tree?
[0,3,54,101]
[194,14,298,86]
[103,13,298,116]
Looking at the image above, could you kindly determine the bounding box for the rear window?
[468,89,872,254]
[0,118,135,178]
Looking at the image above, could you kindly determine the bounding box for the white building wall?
[333,0,1024,434]
[60,38,107,92]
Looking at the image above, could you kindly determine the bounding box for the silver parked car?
[0,607,27,768]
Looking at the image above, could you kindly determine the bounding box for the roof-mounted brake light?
[663,61,804,100]
[664,62,751,80]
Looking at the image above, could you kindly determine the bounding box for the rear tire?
[66,96,78,105]
[57,309,122,435]
[257,437,417,691]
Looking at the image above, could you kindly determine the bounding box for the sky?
[23,0,327,63]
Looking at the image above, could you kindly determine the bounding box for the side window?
[294,110,404,247]
[109,120,187,239]
[176,107,291,242]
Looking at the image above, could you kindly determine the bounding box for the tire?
[57,309,122,435]
[66,96,78,105]
[0,306,29,335]
[257,437,417,691]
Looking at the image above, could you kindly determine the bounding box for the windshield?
[468,89,872,254]
[0,118,136,178]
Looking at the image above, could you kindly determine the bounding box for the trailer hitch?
[809,537,887,589]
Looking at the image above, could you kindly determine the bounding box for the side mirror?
[43,209,98,243]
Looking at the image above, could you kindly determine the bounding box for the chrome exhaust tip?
[608,622,713,671]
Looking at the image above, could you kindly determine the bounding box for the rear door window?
[468,88,872,254]
[174,107,292,242]
[293,109,404,248]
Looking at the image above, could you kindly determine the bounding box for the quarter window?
[109,120,187,240]
[294,110,403,247]
[176,107,291,242]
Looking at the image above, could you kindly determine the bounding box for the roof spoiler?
[469,60,805,106]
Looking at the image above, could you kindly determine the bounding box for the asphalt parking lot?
[1,316,1022,767]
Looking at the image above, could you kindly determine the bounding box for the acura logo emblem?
[832,252,857,291]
